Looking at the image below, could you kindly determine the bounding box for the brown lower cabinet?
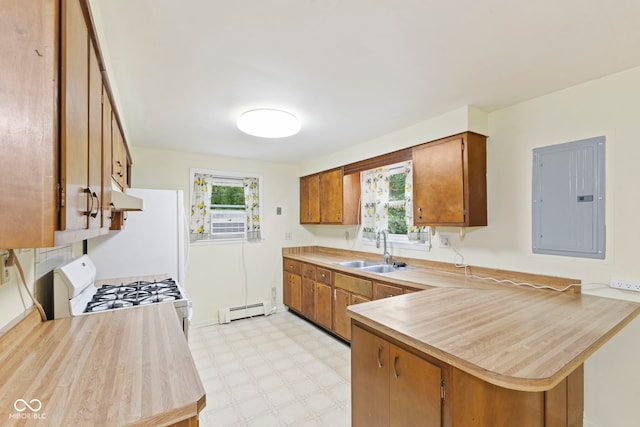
[283,271,301,312]
[283,258,422,341]
[351,323,584,427]
[333,289,371,340]
[352,324,442,427]
[285,260,335,332]
[315,269,333,329]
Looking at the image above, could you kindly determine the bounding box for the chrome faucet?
[376,230,392,265]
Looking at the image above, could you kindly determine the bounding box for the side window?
[190,169,262,242]
[210,179,246,239]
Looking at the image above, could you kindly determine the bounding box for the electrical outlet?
[610,279,640,292]
[439,236,450,248]
[345,231,350,241]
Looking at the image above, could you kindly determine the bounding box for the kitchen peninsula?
[283,246,640,426]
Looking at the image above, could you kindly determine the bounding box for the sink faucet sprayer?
[376,230,392,265]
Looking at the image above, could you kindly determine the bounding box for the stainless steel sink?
[337,260,379,268]
[337,260,407,274]
[359,264,404,274]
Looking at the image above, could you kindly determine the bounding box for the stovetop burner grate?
[84,279,182,313]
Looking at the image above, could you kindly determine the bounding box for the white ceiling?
[89,0,640,164]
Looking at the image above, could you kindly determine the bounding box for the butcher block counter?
[0,303,205,426]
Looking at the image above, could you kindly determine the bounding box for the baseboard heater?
[218,301,273,324]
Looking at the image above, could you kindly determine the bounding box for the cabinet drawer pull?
[393,355,399,379]
[377,346,383,368]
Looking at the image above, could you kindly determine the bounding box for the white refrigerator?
[87,188,187,284]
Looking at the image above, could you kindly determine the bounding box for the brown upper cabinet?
[299,174,320,223]
[300,168,360,225]
[413,132,487,227]
[0,0,129,248]
[300,132,486,228]
[111,120,131,191]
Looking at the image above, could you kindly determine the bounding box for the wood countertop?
[0,303,205,426]
[283,246,579,291]
[283,246,640,392]
[349,287,640,391]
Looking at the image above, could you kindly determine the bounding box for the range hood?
[110,190,144,211]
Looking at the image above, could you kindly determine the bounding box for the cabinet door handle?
[393,355,400,379]
[377,346,383,368]
[418,207,423,220]
[90,191,100,218]
[83,188,94,217]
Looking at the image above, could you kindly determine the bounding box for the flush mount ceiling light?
[237,108,300,138]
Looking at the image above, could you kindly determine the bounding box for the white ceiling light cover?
[237,109,301,138]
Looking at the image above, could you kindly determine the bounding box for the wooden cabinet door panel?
[60,0,89,232]
[289,274,301,312]
[317,268,332,285]
[315,282,332,330]
[351,325,390,427]
[88,42,102,230]
[451,367,543,427]
[283,259,302,275]
[320,168,343,223]
[0,0,57,248]
[413,137,464,225]
[283,272,292,307]
[111,123,125,189]
[283,272,301,312]
[351,294,371,305]
[301,277,315,320]
[374,282,403,300]
[300,174,320,223]
[302,263,316,280]
[333,288,351,340]
[101,86,112,228]
[390,344,442,427]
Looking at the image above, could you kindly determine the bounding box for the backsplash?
[35,246,73,279]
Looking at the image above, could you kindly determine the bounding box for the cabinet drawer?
[317,268,332,285]
[374,282,403,299]
[283,259,302,275]
[302,263,316,280]
[334,273,372,299]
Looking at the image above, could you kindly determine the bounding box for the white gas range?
[53,255,192,338]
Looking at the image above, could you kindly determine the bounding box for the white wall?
[129,147,314,326]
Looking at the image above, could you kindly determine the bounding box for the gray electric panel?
[532,136,605,259]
